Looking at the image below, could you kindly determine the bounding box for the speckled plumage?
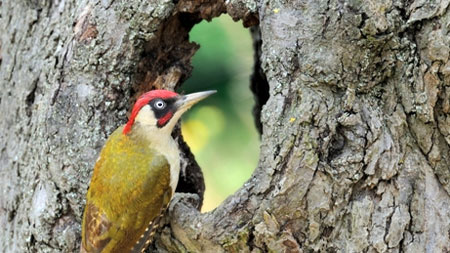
[81,126,172,253]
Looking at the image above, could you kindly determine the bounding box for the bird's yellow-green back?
[81,126,172,253]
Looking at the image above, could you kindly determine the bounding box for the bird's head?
[123,90,216,135]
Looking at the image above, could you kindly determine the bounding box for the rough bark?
[1,0,449,253]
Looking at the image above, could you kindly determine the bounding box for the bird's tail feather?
[130,211,165,253]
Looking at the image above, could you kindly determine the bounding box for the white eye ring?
[155,100,166,109]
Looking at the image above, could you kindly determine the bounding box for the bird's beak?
[176,90,217,111]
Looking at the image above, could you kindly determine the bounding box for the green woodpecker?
[81,89,216,253]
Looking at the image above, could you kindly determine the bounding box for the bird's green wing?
[81,127,172,253]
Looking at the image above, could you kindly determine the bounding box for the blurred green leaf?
[180,15,259,212]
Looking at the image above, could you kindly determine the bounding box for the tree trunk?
[1,0,449,252]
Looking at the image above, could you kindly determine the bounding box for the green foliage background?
[178,15,259,212]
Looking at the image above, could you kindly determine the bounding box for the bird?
[80,89,216,253]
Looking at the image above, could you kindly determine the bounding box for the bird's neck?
[130,122,173,146]
[129,122,180,193]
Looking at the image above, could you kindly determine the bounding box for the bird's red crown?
[123,90,178,135]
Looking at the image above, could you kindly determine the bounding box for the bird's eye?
[154,100,166,110]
